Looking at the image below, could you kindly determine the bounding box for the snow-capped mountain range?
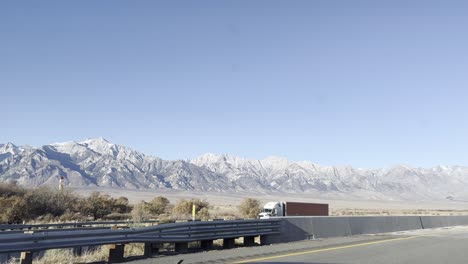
[1,138,467,200]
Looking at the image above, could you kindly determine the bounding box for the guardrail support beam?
[175,242,188,252]
[144,242,160,257]
[223,238,235,249]
[20,251,33,264]
[201,240,213,250]
[260,235,271,245]
[108,244,125,263]
[244,236,256,246]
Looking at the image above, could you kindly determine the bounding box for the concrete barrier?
[261,215,468,244]
[309,217,352,238]
[261,217,314,243]
[446,215,468,227]
[349,216,422,235]
[420,216,448,228]
[420,215,468,229]
[263,216,353,243]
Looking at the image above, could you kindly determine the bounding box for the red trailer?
[284,202,329,216]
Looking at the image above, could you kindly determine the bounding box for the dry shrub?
[0,196,27,223]
[0,182,25,197]
[198,207,210,220]
[172,198,210,220]
[77,192,114,220]
[131,201,151,222]
[76,192,133,220]
[103,213,132,221]
[212,211,242,220]
[0,186,81,223]
[59,210,87,222]
[25,187,80,220]
[145,196,170,215]
[158,217,176,224]
[0,184,132,223]
[238,198,262,219]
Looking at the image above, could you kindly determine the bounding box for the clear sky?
[2,1,468,168]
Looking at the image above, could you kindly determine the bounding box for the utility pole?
[59,176,64,192]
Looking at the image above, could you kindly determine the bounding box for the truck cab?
[258,201,284,219]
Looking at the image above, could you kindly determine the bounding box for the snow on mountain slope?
[0,142,21,163]
[191,153,468,200]
[1,139,468,200]
[0,139,233,192]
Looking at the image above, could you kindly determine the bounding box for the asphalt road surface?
[131,226,468,264]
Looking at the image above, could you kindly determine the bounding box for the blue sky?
[2,1,468,168]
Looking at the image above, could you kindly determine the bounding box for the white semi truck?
[259,201,329,219]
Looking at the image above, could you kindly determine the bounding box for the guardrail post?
[108,244,125,263]
[223,238,235,249]
[20,252,33,264]
[259,235,269,245]
[243,236,256,247]
[174,242,188,252]
[144,242,160,257]
[201,240,213,250]
[73,246,83,256]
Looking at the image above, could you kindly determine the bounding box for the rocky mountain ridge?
[1,138,467,200]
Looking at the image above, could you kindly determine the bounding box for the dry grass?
[6,243,145,264]
[33,247,107,264]
[123,243,144,257]
[213,239,224,247]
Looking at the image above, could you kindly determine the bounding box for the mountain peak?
[260,156,290,170]
[4,142,17,148]
[81,137,111,145]
[0,142,19,154]
[192,153,251,166]
[389,164,415,171]
[262,156,289,163]
[75,137,119,157]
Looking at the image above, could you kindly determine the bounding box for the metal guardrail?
[0,226,113,235]
[0,219,281,254]
[0,220,159,231]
